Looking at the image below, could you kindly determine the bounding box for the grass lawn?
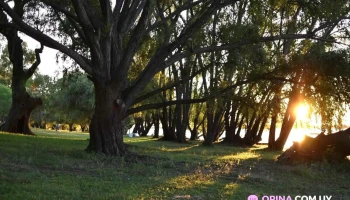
[0,129,349,200]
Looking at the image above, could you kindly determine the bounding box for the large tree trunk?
[275,86,302,150]
[160,100,177,141]
[0,10,43,135]
[3,90,42,135]
[86,82,126,156]
[268,83,282,149]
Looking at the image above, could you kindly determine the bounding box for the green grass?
[0,129,349,200]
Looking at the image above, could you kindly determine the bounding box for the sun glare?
[295,103,309,121]
[284,132,305,149]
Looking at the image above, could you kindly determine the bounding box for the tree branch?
[164,33,315,66]
[147,0,207,33]
[111,0,124,28]
[117,0,146,34]
[115,0,151,80]
[126,99,206,115]
[132,60,210,105]
[99,0,112,24]
[82,1,103,29]
[53,10,87,47]
[71,0,95,44]
[25,43,43,80]
[128,69,303,115]
[124,1,230,107]
[41,0,78,22]
[0,1,94,76]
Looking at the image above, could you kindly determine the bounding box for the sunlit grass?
[0,129,349,199]
[219,152,260,161]
[32,128,89,140]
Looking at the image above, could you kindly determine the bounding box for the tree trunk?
[254,116,268,144]
[69,123,74,132]
[189,117,200,140]
[141,116,153,136]
[161,105,177,141]
[86,82,126,156]
[3,91,42,135]
[232,115,245,145]
[243,113,256,145]
[80,124,87,132]
[268,83,282,149]
[132,118,138,133]
[223,101,235,143]
[203,107,215,145]
[275,88,301,150]
[153,113,160,138]
[41,122,47,129]
[0,23,42,135]
[189,128,198,140]
[275,114,297,150]
[268,115,277,149]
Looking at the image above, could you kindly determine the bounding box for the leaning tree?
[1,0,347,155]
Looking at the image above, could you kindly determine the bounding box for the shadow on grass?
[126,137,350,199]
[1,133,350,199]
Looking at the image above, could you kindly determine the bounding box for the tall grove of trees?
[1,0,350,154]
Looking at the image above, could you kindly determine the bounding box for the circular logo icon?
[248,195,259,200]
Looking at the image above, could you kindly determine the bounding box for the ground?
[0,129,349,200]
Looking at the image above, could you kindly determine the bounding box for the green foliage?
[3,0,350,147]
[50,73,94,125]
[0,83,11,120]
[287,46,350,131]
[26,72,94,128]
[28,74,56,126]
[0,42,36,86]
[0,46,12,86]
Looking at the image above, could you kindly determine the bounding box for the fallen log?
[277,128,350,164]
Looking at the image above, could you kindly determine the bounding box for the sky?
[21,34,61,77]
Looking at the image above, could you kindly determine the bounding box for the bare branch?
[53,10,87,46]
[25,43,43,79]
[99,0,112,24]
[132,61,210,105]
[71,0,95,43]
[81,1,103,29]
[124,1,229,107]
[148,0,207,33]
[114,0,151,80]
[0,1,94,76]
[111,0,124,27]
[127,99,206,115]
[164,33,315,66]
[117,0,146,33]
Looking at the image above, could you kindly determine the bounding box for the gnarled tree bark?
[0,2,43,135]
